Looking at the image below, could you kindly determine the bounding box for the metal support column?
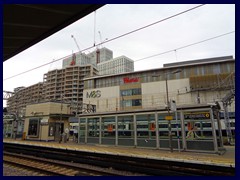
[175,111,181,152]
[180,111,187,151]
[77,117,80,143]
[85,118,88,144]
[215,109,224,148]
[115,115,118,146]
[99,116,102,144]
[210,108,218,153]
[155,111,160,149]
[223,105,233,144]
[133,114,137,147]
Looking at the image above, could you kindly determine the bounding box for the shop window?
[132,88,141,95]
[132,99,142,106]
[107,124,113,132]
[28,118,40,136]
[122,100,132,107]
[121,88,141,96]
[102,116,115,137]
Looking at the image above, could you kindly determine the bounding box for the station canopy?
[3,4,105,61]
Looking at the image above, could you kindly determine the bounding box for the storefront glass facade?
[78,106,224,153]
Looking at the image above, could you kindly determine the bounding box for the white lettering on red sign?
[123,77,139,83]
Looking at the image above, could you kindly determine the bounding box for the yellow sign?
[205,113,210,118]
[165,116,173,120]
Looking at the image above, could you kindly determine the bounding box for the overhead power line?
[4,4,206,81]
[75,31,235,73]
[99,4,205,46]
[3,55,72,81]
[135,31,235,62]
[4,30,234,81]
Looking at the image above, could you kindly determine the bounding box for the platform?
[3,138,235,168]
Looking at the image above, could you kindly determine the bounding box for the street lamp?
[153,69,182,152]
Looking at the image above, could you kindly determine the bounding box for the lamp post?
[153,69,182,152]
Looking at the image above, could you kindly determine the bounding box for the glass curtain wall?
[136,114,156,147]
[101,116,116,145]
[118,115,134,146]
[183,110,216,151]
[78,108,221,152]
[79,118,86,143]
[157,112,182,149]
[87,117,100,144]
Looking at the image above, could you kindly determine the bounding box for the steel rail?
[4,142,235,176]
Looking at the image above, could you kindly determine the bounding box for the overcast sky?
[3,4,235,106]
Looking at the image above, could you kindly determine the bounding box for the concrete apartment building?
[7,64,98,116]
[6,47,130,116]
[43,64,98,114]
[6,63,98,140]
[7,82,44,114]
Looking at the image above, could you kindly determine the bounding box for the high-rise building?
[62,48,134,75]
[97,55,134,75]
[62,52,92,68]
[87,47,113,65]
[7,83,43,114]
[43,64,98,114]
[7,48,133,114]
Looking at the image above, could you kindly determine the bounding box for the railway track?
[4,152,130,176]
[4,142,235,176]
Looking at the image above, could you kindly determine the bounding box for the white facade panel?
[83,86,120,112]
[97,55,134,75]
[141,78,191,108]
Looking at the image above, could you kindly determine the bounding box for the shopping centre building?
[83,56,235,113]
[78,56,235,153]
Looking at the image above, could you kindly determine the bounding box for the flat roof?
[163,55,234,67]
[78,104,215,117]
[83,56,235,81]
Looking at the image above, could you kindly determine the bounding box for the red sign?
[123,77,139,83]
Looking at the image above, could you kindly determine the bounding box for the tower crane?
[71,35,81,53]
[98,31,108,48]
[71,35,81,66]
[98,31,103,48]
[96,31,108,64]
[95,31,102,64]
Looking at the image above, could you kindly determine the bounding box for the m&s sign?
[86,90,101,98]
